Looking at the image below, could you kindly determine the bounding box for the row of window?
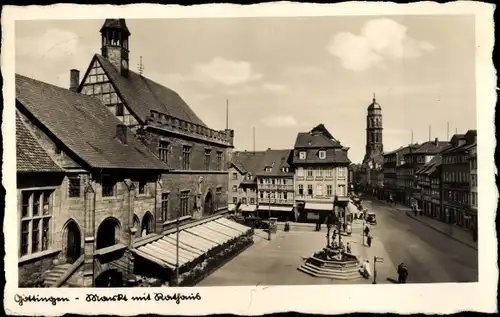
[445,190,469,205]
[443,171,470,183]
[259,191,290,200]
[298,150,326,160]
[159,141,224,171]
[443,154,468,165]
[296,167,346,178]
[67,175,149,199]
[297,184,346,197]
[233,197,256,205]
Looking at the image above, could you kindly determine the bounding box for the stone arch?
[203,188,215,216]
[62,218,83,264]
[96,217,121,250]
[95,269,123,287]
[140,211,154,237]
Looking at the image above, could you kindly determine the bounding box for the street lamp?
[268,192,272,241]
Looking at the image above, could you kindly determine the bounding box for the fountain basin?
[298,248,362,280]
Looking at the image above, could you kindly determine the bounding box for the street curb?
[405,212,478,251]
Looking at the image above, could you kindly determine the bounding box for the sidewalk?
[364,196,412,212]
[405,212,478,250]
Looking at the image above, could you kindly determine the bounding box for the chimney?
[70,69,80,92]
[434,137,439,145]
[116,124,128,144]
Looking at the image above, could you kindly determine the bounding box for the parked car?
[366,213,377,225]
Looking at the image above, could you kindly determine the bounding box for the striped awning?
[258,205,293,212]
[240,205,257,212]
[132,217,251,269]
[305,202,333,211]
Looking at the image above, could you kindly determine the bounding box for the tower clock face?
[121,59,129,70]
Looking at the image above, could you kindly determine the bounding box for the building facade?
[396,144,421,206]
[228,151,266,214]
[441,130,477,229]
[76,19,234,224]
[415,154,443,218]
[410,138,450,212]
[256,149,295,221]
[16,75,168,288]
[293,124,351,223]
[469,143,478,240]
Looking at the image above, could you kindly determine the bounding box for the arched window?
[141,212,154,237]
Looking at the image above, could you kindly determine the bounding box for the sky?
[15,15,477,163]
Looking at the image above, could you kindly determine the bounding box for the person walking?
[364,225,370,237]
[397,262,408,284]
[367,234,372,247]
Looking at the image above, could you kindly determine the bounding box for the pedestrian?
[360,259,371,279]
[367,234,372,247]
[364,225,370,237]
[346,242,352,254]
[397,262,408,283]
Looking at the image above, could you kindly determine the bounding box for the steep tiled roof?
[94,55,206,127]
[293,148,350,164]
[294,132,341,149]
[257,149,294,177]
[310,124,336,140]
[416,155,442,175]
[413,140,450,154]
[384,146,405,156]
[16,113,63,173]
[16,74,169,171]
[231,151,267,183]
[100,19,131,35]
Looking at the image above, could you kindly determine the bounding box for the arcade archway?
[65,220,82,264]
[96,217,120,250]
[204,191,214,215]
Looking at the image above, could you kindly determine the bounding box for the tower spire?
[373,92,376,102]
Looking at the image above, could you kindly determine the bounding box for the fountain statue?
[298,213,361,280]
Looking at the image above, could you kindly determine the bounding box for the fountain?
[298,222,362,280]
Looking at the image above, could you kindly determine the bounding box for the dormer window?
[265,167,272,172]
[319,150,326,159]
[299,151,307,160]
[282,167,289,172]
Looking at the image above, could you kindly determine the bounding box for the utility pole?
[411,130,414,145]
[447,122,450,140]
[225,99,229,130]
[268,191,272,241]
[428,125,431,142]
[253,126,256,153]
[138,56,144,75]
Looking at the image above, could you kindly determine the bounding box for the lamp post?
[268,192,272,241]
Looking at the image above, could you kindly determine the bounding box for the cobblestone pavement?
[197,226,396,286]
[366,199,478,283]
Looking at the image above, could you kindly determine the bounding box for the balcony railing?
[146,110,233,146]
[259,184,294,191]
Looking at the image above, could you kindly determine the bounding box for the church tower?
[364,94,383,161]
[100,19,131,77]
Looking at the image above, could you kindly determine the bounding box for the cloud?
[193,57,263,86]
[16,28,95,87]
[262,82,286,92]
[327,18,435,71]
[260,115,301,127]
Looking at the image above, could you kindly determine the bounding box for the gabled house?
[228,151,267,213]
[256,149,295,221]
[293,124,351,223]
[75,19,234,225]
[16,74,168,287]
[441,130,477,230]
